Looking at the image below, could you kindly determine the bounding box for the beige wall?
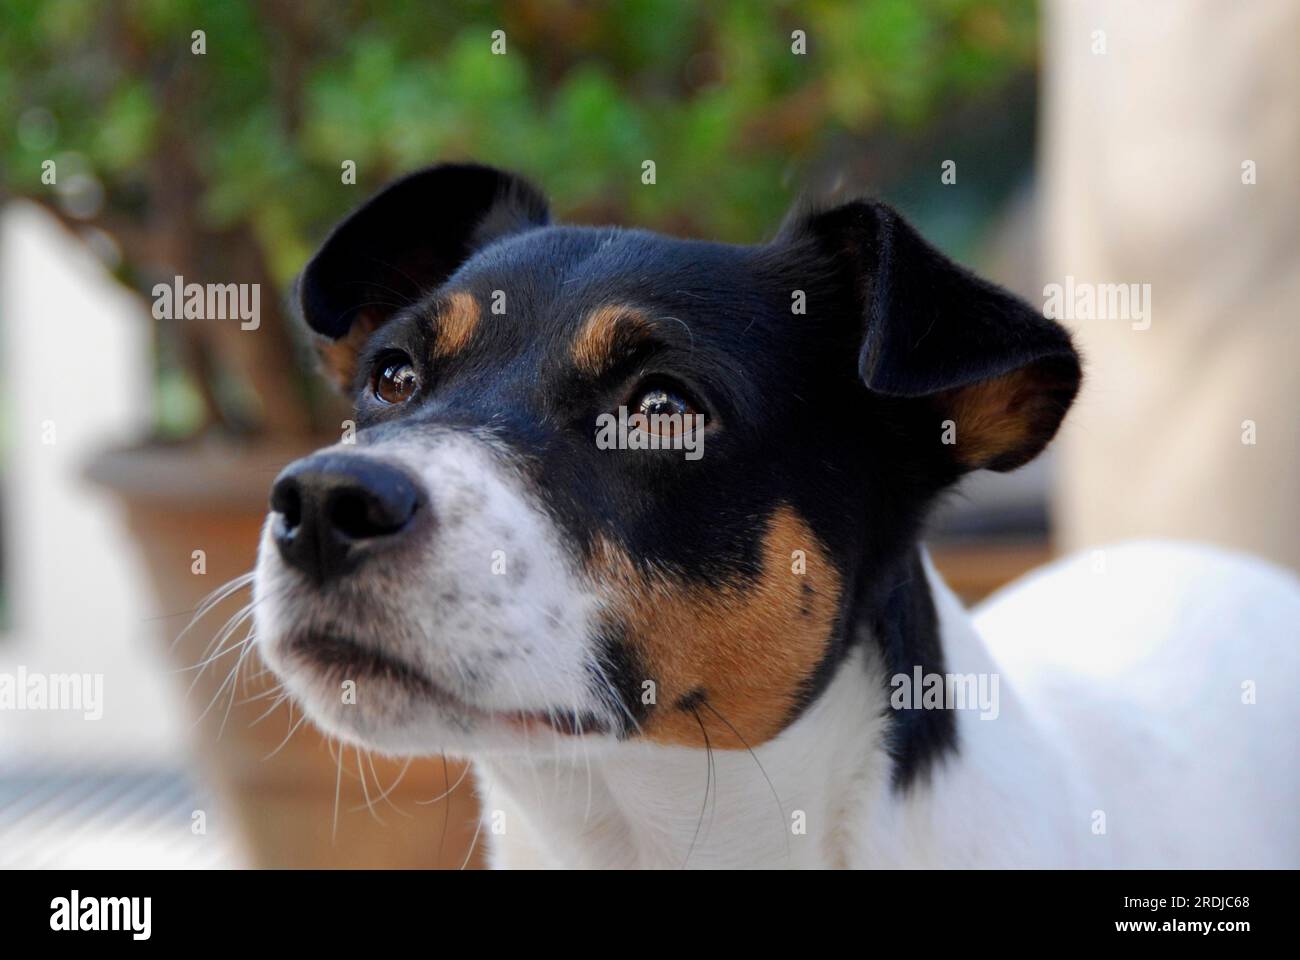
[1043,0,1300,570]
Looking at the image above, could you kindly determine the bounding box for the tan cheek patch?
[572,304,650,375]
[432,291,481,359]
[590,506,842,749]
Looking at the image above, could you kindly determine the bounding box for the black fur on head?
[296,163,1080,786]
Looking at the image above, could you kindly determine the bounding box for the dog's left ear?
[298,163,550,389]
[782,199,1081,473]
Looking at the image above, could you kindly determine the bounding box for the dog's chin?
[258,630,616,756]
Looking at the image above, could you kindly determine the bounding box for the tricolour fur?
[252,163,1299,868]
[475,544,1300,868]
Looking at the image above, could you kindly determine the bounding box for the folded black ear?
[299,163,549,388]
[783,200,1081,473]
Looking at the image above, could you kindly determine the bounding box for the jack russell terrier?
[252,163,1299,869]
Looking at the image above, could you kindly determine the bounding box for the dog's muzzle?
[269,453,425,584]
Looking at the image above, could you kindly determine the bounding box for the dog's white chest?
[481,542,1300,869]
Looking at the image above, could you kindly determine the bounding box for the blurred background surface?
[0,0,1295,867]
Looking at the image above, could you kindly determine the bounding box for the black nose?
[269,453,424,583]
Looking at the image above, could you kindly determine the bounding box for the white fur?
[255,431,618,754]
[480,543,1299,868]
[255,436,1300,867]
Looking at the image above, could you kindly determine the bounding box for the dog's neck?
[474,553,1082,868]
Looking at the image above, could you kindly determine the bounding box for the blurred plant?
[0,0,1037,439]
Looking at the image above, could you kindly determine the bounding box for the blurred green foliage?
[0,0,1037,434]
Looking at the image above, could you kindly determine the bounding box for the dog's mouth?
[282,632,610,737]
[287,632,436,694]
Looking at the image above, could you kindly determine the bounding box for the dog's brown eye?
[638,388,689,418]
[633,387,699,436]
[374,360,418,404]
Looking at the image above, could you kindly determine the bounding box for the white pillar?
[1043,0,1300,569]
[0,201,183,760]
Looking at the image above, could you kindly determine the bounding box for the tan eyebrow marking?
[572,304,652,375]
[432,291,481,358]
[317,309,382,390]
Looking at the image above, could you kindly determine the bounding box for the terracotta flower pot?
[86,440,482,868]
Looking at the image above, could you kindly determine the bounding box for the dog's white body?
[478,541,1299,868]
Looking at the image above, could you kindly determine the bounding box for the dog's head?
[253,163,1079,756]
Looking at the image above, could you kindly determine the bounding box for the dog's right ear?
[779,199,1081,475]
[298,163,549,390]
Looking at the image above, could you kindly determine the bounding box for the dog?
[252,163,1299,868]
